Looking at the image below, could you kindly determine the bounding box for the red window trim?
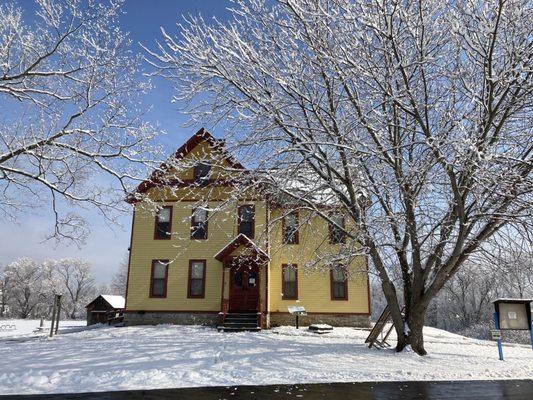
[330,265,349,301]
[150,259,169,298]
[154,205,173,240]
[282,210,299,245]
[328,214,346,244]
[237,204,255,239]
[190,208,209,240]
[282,263,298,300]
[188,259,207,298]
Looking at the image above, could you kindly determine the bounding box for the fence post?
[49,296,57,338]
[55,294,62,335]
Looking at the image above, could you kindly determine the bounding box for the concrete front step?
[219,312,261,332]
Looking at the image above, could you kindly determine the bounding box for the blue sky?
[0,0,235,284]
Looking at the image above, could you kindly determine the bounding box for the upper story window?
[282,264,298,300]
[282,211,299,244]
[191,208,208,240]
[238,205,255,238]
[150,260,168,298]
[331,264,348,300]
[194,163,211,185]
[329,214,346,244]
[154,206,172,240]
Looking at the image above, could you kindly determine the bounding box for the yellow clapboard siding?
[267,209,369,314]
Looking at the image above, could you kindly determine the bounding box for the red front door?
[229,264,259,312]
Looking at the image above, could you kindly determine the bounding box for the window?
[329,214,346,244]
[331,265,348,300]
[188,260,206,298]
[194,163,211,185]
[238,205,255,238]
[282,264,298,300]
[191,208,208,239]
[150,260,168,298]
[282,211,299,244]
[154,206,172,240]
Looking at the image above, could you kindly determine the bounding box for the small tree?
[3,258,54,318]
[111,254,129,296]
[50,258,95,319]
[0,0,158,244]
[149,0,532,354]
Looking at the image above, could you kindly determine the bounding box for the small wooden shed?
[86,295,125,326]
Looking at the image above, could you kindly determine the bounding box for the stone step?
[223,321,259,327]
[218,326,261,332]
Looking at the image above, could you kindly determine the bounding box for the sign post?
[531,320,533,351]
[287,306,307,329]
[492,312,504,361]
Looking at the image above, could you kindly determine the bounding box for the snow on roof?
[101,295,125,309]
[261,167,367,207]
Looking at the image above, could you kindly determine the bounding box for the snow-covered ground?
[0,319,87,340]
[0,324,532,395]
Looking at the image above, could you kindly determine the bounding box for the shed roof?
[86,294,125,309]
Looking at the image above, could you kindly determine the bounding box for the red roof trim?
[214,234,269,262]
[127,128,245,203]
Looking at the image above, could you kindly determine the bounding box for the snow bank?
[0,319,86,340]
[0,324,531,395]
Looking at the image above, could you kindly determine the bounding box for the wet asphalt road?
[2,380,532,400]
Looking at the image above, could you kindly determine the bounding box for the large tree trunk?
[406,311,427,355]
[393,304,428,355]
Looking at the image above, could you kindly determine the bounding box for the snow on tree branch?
[148,0,532,355]
[0,0,160,244]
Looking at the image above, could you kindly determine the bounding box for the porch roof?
[214,233,269,262]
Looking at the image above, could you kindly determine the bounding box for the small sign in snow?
[491,329,502,340]
[287,306,306,315]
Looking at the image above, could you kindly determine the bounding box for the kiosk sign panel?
[498,303,529,330]
[493,299,532,330]
[491,298,533,361]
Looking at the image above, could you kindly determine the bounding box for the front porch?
[214,234,269,331]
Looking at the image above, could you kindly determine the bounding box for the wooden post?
[55,294,62,335]
[49,296,57,337]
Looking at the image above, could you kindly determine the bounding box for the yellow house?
[124,128,370,329]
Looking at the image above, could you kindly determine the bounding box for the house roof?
[493,298,533,304]
[86,294,125,309]
[127,128,245,203]
[214,233,269,262]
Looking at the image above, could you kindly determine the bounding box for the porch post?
[218,260,229,327]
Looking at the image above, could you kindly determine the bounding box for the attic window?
[194,163,211,185]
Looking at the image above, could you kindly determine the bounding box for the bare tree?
[0,0,158,244]
[111,253,128,296]
[0,265,10,317]
[50,258,95,319]
[148,0,532,354]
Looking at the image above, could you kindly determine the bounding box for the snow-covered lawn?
[0,324,532,395]
[0,319,87,340]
